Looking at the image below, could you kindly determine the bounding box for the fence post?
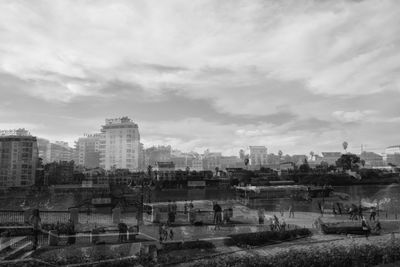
[48,230,58,246]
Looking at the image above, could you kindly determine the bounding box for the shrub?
[186,238,400,267]
[227,228,311,247]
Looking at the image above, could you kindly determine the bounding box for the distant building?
[291,155,308,166]
[249,146,268,166]
[384,146,400,166]
[321,152,342,166]
[0,129,38,188]
[74,134,102,169]
[48,141,73,163]
[191,158,203,171]
[202,150,222,171]
[100,117,141,172]
[145,146,172,167]
[37,138,50,163]
[220,156,242,170]
[138,143,145,171]
[360,151,384,167]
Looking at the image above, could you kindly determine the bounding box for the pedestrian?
[184,200,188,214]
[172,201,178,223]
[189,200,194,210]
[279,204,284,217]
[213,202,222,230]
[274,215,281,231]
[29,209,41,250]
[337,203,342,215]
[162,224,168,241]
[67,219,76,245]
[169,228,174,240]
[159,223,164,242]
[118,222,128,243]
[370,208,377,221]
[361,216,370,239]
[258,208,265,225]
[281,217,287,231]
[167,200,174,225]
[374,219,382,234]
[270,217,275,231]
[288,204,294,218]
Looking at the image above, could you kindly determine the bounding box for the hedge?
[227,228,311,247]
[187,237,400,267]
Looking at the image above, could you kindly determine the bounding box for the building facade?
[321,152,342,166]
[0,129,38,188]
[99,117,140,172]
[75,134,102,169]
[384,146,400,166]
[249,146,268,166]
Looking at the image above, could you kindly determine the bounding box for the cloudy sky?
[1,0,399,156]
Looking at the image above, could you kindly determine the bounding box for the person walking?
[370,207,377,221]
[29,209,41,250]
[288,204,294,218]
[184,200,189,215]
[159,223,164,242]
[213,202,222,230]
[167,200,173,225]
[169,228,174,240]
[361,216,370,239]
[258,208,265,225]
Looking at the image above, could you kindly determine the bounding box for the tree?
[215,167,220,176]
[360,159,366,167]
[299,158,311,173]
[278,150,283,159]
[342,141,348,153]
[147,165,153,177]
[335,153,360,171]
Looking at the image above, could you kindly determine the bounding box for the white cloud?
[0,0,399,155]
[332,110,377,123]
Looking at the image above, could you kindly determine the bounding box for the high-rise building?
[74,134,102,169]
[37,138,50,163]
[0,129,38,188]
[99,117,140,172]
[249,146,268,166]
[48,141,73,163]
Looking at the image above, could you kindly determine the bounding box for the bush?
[187,238,400,267]
[161,240,215,252]
[227,228,311,247]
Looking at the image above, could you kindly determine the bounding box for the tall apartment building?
[99,117,140,172]
[37,138,73,163]
[249,146,268,166]
[74,134,102,169]
[0,129,38,188]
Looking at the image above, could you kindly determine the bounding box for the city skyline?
[1,0,400,156]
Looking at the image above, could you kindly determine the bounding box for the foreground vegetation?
[187,236,400,267]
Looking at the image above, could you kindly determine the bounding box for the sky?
[0,0,399,156]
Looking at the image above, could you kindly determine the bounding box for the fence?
[0,210,138,226]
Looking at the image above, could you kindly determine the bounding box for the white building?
[99,117,140,172]
[191,158,203,171]
[249,146,268,166]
